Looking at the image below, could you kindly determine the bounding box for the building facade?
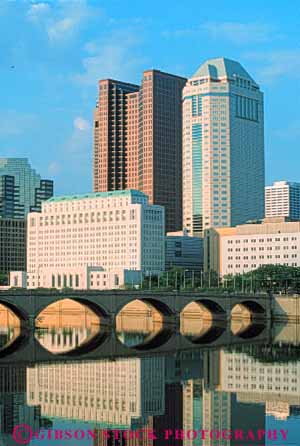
[27,357,165,428]
[25,189,164,290]
[93,80,140,192]
[93,70,186,232]
[182,58,265,236]
[165,230,203,271]
[219,350,300,408]
[265,181,300,220]
[0,219,26,274]
[204,217,300,276]
[0,158,53,219]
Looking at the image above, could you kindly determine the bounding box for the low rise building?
[165,230,203,271]
[18,189,164,290]
[204,217,300,276]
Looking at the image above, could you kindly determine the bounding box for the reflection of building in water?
[153,383,183,446]
[202,351,265,446]
[266,401,290,420]
[183,380,202,446]
[35,327,98,353]
[0,327,20,349]
[219,350,300,415]
[94,383,183,446]
[27,357,165,428]
[202,389,231,446]
[0,366,41,446]
[93,418,154,446]
[165,351,203,384]
[202,390,265,446]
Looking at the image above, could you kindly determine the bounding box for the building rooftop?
[46,189,146,203]
[192,57,258,85]
[266,180,300,188]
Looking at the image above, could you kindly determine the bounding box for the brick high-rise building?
[93,80,140,192]
[93,70,186,232]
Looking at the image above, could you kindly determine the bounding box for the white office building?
[21,189,164,290]
[265,181,300,220]
[182,57,264,236]
[205,217,300,276]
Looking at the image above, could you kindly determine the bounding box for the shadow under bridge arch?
[115,298,174,350]
[232,300,266,319]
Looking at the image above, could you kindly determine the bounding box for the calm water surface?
[0,300,300,445]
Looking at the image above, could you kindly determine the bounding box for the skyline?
[0,0,300,195]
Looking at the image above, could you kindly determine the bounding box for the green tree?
[0,273,8,286]
[223,264,300,293]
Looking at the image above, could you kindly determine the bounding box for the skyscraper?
[0,176,23,220]
[0,219,26,274]
[182,57,265,236]
[265,181,300,220]
[0,158,53,219]
[93,80,140,192]
[93,70,186,232]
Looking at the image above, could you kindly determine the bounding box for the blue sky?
[0,0,299,195]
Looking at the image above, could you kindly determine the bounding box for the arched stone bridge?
[0,289,272,327]
[0,290,273,364]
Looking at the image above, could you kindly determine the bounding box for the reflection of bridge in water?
[0,322,270,365]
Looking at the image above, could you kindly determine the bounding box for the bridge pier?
[23,315,36,330]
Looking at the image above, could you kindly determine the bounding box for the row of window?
[227,236,297,243]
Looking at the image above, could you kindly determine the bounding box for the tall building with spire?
[182,58,265,236]
[93,70,186,232]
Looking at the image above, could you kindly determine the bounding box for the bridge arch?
[180,299,226,319]
[180,300,226,344]
[121,328,174,351]
[190,299,226,318]
[0,299,28,324]
[35,328,109,357]
[231,300,265,319]
[115,298,173,351]
[233,322,265,339]
[115,297,174,319]
[184,324,226,344]
[0,330,29,358]
[35,296,110,323]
